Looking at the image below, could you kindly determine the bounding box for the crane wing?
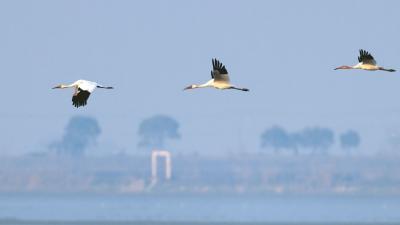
[72,88,91,108]
[77,80,97,93]
[358,49,376,65]
[212,58,230,83]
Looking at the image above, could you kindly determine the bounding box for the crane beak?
[183,85,193,91]
[334,66,343,70]
[52,85,62,89]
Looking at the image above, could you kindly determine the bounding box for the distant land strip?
[0,219,399,225]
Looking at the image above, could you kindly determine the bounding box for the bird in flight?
[335,49,395,72]
[52,79,113,108]
[184,58,249,91]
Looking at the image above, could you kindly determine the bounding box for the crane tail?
[97,85,114,89]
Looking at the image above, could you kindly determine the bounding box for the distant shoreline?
[1,154,400,195]
[1,220,399,225]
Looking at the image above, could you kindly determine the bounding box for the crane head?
[334,65,353,70]
[183,84,197,90]
[52,84,67,89]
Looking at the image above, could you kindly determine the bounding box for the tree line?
[261,126,360,154]
[50,115,181,157]
[49,116,360,157]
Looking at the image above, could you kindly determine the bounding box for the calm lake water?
[1,194,399,224]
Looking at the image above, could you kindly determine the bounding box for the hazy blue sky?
[1,0,400,156]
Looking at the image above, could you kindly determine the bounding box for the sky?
[1,0,400,156]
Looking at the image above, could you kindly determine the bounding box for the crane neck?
[62,83,76,88]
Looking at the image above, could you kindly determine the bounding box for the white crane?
[52,79,113,108]
[335,49,396,72]
[184,58,249,91]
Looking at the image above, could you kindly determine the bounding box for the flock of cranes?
[53,50,395,108]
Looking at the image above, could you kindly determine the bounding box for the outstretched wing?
[212,58,230,83]
[78,80,98,93]
[72,88,91,108]
[358,49,376,65]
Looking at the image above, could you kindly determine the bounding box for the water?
[1,194,399,224]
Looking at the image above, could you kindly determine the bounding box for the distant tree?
[340,130,360,150]
[296,127,335,153]
[138,115,181,149]
[261,126,297,154]
[51,116,101,157]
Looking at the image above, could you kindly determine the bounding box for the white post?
[165,153,172,180]
[151,151,158,183]
[151,150,172,185]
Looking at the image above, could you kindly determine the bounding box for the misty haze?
[1,0,400,225]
